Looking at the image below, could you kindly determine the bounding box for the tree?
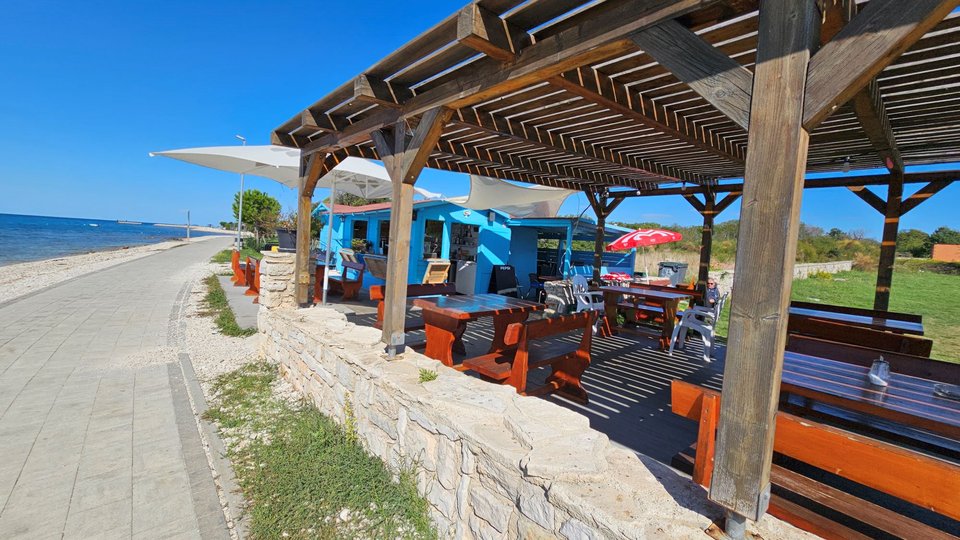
[896,229,930,257]
[827,227,846,239]
[324,193,389,207]
[930,226,960,246]
[233,189,281,242]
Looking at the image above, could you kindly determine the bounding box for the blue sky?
[0,1,956,239]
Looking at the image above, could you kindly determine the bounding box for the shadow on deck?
[336,296,725,466]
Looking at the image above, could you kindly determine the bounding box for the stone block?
[559,518,597,540]
[436,437,460,490]
[427,479,457,520]
[469,512,506,540]
[518,482,553,531]
[456,474,471,520]
[469,485,512,533]
[517,515,555,540]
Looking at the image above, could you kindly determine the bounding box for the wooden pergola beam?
[899,180,951,215]
[548,68,745,164]
[802,0,960,130]
[405,0,713,117]
[874,170,904,311]
[609,170,960,198]
[847,185,887,214]
[631,19,753,130]
[586,189,624,283]
[456,3,528,62]
[294,152,340,305]
[451,109,692,184]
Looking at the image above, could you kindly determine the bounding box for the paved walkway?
[216,276,258,331]
[0,237,234,539]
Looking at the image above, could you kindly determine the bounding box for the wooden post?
[295,155,324,306]
[710,0,818,526]
[875,170,904,311]
[372,107,452,355]
[587,189,622,284]
[698,192,715,293]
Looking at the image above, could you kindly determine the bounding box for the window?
[423,220,443,258]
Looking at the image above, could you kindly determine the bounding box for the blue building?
[315,200,635,295]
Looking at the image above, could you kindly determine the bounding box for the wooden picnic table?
[413,294,545,367]
[788,306,924,335]
[782,351,960,440]
[600,286,693,350]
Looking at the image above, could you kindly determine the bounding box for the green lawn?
[202,275,257,337]
[211,247,262,264]
[205,363,436,540]
[715,269,960,363]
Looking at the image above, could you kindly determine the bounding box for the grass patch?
[212,248,262,264]
[203,275,257,337]
[791,270,959,362]
[205,363,436,540]
[417,369,438,383]
[714,270,960,362]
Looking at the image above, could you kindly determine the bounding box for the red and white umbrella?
[606,229,682,251]
[606,228,682,277]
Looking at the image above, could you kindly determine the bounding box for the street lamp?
[235,134,246,250]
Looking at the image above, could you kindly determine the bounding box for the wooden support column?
[875,170,904,311]
[685,191,739,299]
[586,190,623,284]
[372,107,452,355]
[710,0,819,527]
[294,154,325,306]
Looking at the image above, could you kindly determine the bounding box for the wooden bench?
[315,261,365,301]
[790,300,923,325]
[619,283,701,323]
[244,257,260,301]
[786,334,957,383]
[671,381,960,539]
[369,283,457,332]
[787,316,933,356]
[462,311,593,403]
[231,250,247,287]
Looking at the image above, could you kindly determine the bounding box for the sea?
[0,213,226,267]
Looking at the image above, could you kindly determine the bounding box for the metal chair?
[668,292,728,362]
[527,273,545,302]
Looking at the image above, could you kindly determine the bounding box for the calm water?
[0,213,225,266]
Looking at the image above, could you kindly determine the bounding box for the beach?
[0,236,223,305]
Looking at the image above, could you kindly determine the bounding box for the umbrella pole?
[321,180,336,305]
[236,173,245,251]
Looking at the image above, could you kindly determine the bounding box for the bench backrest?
[786,335,956,383]
[791,300,922,324]
[422,259,451,284]
[671,380,960,523]
[363,254,388,280]
[341,261,365,282]
[787,316,933,357]
[504,311,592,393]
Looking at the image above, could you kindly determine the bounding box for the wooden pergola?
[272,0,960,534]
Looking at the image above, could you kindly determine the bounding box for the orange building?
[932,244,960,262]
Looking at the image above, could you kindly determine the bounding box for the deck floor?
[339,297,726,466]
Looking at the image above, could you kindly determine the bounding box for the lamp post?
[235,134,246,251]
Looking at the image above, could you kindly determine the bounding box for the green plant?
[808,270,833,280]
[210,248,261,264]
[233,189,281,243]
[204,363,436,539]
[202,275,257,337]
[418,369,438,383]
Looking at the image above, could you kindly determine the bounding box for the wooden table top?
[789,306,925,335]
[782,352,959,438]
[413,293,545,320]
[600,285,693,301]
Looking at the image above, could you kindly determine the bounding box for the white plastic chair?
[571,275,605,332]
[668,292,728,362]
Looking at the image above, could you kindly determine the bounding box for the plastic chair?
[668,292,728,362]
[571,274,605,333]
[527,273,545,302]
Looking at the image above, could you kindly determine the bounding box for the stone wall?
[256,257,810,539]
[258,252,315,309]
[792,260,853,279]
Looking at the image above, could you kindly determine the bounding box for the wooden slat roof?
[273,0,960,194]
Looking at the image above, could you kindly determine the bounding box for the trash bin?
[658,262,689,286]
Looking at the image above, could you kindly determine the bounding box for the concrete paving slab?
[217,275,259,330]
[0,237,233,539]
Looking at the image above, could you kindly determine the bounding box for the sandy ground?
[0,236,223,305]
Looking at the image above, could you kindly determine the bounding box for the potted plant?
[276,210,297,252]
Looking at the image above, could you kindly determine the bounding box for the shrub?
[809,270,833,280]
[852,253,878,272]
